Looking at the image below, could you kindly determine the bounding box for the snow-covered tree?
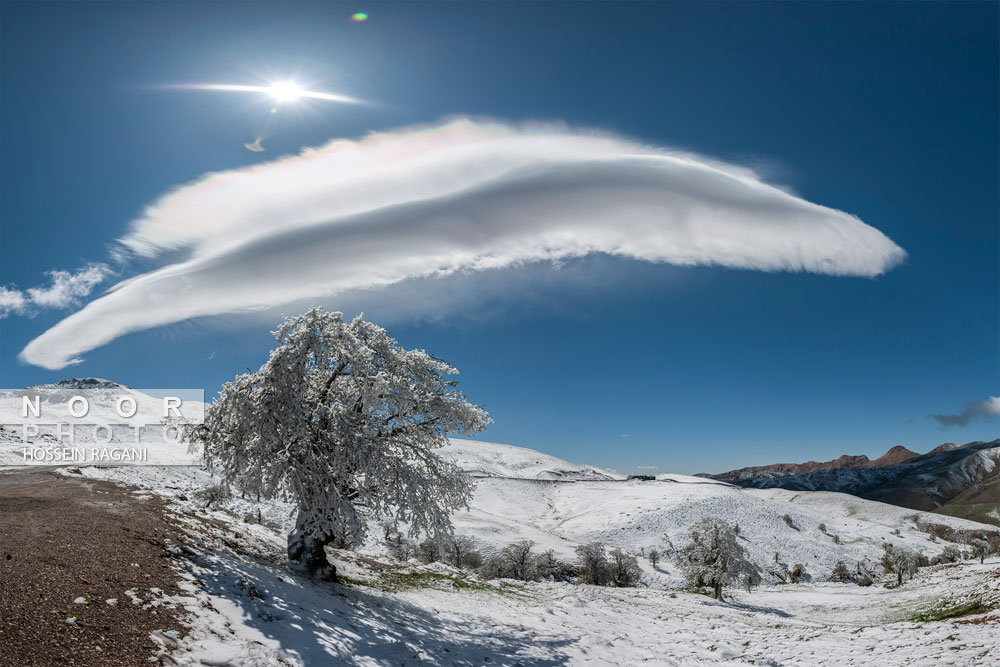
[881,544,919,586]
[648,549,661,569]
[937,545,961,564]
[830,560,851,583]
[970,539,990,564]
[200,308,490,579]
[677,517,760,601]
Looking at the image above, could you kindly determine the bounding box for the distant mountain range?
[706,439,1000,527]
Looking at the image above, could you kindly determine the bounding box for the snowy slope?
[439,438,624,480]
[452,475,985,585]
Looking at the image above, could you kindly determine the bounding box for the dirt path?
[0,468,187,666]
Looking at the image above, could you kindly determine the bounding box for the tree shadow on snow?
[184,549,573,665]
[700,598,792,618]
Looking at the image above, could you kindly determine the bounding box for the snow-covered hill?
[439,438,624,480]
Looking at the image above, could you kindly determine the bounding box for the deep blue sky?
[1,2,997,473]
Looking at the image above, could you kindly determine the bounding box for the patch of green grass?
[911,599,992,623]
[342,569,530,598]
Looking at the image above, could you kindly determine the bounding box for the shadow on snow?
[184,548,573,665]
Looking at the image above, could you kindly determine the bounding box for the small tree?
[444,535,483,570]
[576,543,611,586]
[830,560,851,583]
[677,517,760,601]
[501,540,537,581]
[789,563,807,583]
[782,514,795,528]
[648,549,660,569]
[200,309,490,580]
[970,539,990,564]
[881,544,919,586]
[417,537,442,564]
[387,536,416,561]
[818,523,827,533]
[608,549,642,587]
[732,524,740,536]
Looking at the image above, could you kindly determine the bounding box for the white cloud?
[0,286,27,318]
[1,264,110,319]
[635,465,659,470]
[26,264,111,309]
[929,396,1000,428]
[20,118,906,369]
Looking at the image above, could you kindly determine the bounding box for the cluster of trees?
[387,532,644,587]
[824,536,996,589]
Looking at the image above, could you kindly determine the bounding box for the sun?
[265,81,305,103]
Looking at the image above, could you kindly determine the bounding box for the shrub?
[387,536,416,561]
[500,540,538,581]
[608,549,642,587]
[936,545,961,564]
[416,537,441,564]
[576,543,611,586]
[443,535,483,570]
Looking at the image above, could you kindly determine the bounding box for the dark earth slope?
[0,468,187,666]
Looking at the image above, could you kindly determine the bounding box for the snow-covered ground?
[56,439,1000,665]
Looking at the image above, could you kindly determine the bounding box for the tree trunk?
[714,583,723,601]
[287,510,337,582]
[897,571,903,587]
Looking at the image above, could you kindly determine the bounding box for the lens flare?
[265,81,305,102]
[159,82,360,105]
[351,12,368,22]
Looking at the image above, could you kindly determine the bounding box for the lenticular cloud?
[20,118,906,370]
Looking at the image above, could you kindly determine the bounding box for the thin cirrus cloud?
[19,118,907,370]
[1,264,111,319]
[928,396,1000,428]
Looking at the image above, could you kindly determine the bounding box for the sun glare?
[266,81,305,103]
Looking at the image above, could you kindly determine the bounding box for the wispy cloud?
[635,465,659,470]
[929,396,1000,428]
[20,118,906,369]
[1,264,111,319]
[0,286,28,318]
